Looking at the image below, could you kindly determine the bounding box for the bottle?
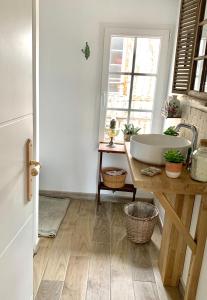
[191,139,207,182]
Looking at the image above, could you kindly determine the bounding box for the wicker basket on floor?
[102,167,127,189]
[124,202,159,243]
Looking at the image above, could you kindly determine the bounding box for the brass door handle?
[31,166,40,176]
[30,160,41,167]
[26,139,41,200]
[30,160,41,176]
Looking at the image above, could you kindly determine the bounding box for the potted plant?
[163,126,179,136]
[163,149,184,178]
[122,124,141,142]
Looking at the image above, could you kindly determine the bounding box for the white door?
[0,0,34,299]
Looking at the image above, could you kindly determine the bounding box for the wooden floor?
[33,199,182,300]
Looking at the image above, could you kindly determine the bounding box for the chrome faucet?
[175,123,198,152]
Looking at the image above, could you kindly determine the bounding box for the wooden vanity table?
[125,142,207,300]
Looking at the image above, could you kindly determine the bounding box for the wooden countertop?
[125,142,207,195]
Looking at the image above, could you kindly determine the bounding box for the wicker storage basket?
[124,202,159,243]
[102,167,127,189]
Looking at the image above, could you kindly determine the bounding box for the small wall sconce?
[81,42,90,60]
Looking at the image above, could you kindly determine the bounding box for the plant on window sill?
[122,124,141,142]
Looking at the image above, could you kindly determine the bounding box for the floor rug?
[38,196,70,237]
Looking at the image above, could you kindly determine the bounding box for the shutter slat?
[182,13,197,21]
[180,21,196,30]
[172,0,199,93]
[175,70,192,74]
[183,2,198,11]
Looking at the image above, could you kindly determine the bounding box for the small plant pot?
[165,162,183,179]
[124,134,132,142]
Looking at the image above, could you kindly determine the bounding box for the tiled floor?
[33,199,181,300]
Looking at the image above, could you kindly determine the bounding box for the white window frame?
[99,27,170,141]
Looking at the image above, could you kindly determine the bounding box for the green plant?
[163,126,179,136]
[164,149,184,163]
[122,124,141,135]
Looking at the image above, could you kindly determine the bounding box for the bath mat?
[38,196,70,237]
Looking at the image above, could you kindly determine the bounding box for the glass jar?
[191,140,207,182]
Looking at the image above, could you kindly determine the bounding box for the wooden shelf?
[97,142,136,205]
[98,142,125,154]
[99,182,135,193]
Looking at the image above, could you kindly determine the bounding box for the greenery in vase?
[163,126,179,136]
[122,124,141,135]
[164,149,184,163]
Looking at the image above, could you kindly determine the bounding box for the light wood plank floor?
[34,199,182,300]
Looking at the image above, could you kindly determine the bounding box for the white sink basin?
[130,134,191,165]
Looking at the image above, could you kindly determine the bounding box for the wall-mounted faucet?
[175,123,198,152]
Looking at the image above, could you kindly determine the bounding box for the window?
[172,0,207,98]
[190,0,207,94]
[100,28,170,142]
[172,0,200,94]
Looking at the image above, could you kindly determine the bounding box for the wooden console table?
[125,142,207,300]
[97,142,136,204]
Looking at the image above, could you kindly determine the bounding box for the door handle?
[30,160,41,177]
[26,139,40,201]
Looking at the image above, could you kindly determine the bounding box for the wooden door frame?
[32,0,40,251]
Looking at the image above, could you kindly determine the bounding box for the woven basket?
[124,202,159,244]
[102,167,127,189]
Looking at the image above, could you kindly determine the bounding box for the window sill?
[99,139,125,145]
[188,90,207,101]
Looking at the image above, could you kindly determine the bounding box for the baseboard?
[39,189,154,203]
[40,190,97,201]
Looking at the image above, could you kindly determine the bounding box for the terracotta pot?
[165,162,183,178]
[124,134,132,142]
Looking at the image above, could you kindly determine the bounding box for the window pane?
[194,60,204,91]
[107,74,131,109]
[109,37,134,73]
[135,38,160,74]
[199,25,207,56]
[204,70,207,92]
[129,111,152,134]
[131,76,156,110]
[105,110,128,141]
[203,2,207,20]
[205,79,207,92]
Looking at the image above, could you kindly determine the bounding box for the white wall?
[39,0,179,193]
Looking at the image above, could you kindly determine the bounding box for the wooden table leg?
[97,152,103,206]
[132,188,136,201]
[159,194,195,286]
[184,195,207,300]
[97,184,101,205]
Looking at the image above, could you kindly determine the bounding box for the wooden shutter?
[172,0,200,93]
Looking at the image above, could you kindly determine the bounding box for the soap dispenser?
[191,139,207,182]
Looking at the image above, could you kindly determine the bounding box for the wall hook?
[81,42,90,60]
